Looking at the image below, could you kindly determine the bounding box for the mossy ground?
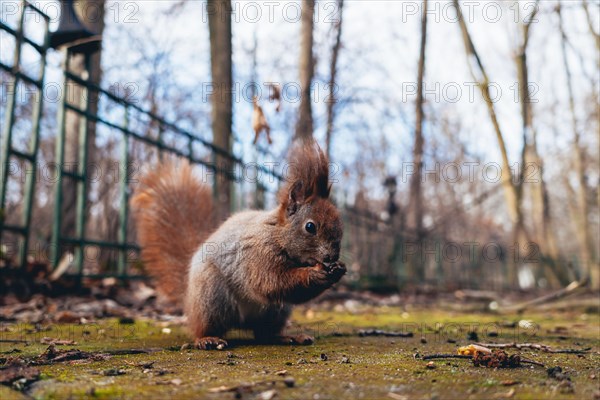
[1,305,598,399]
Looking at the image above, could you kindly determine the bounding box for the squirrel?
[131,141,346,349]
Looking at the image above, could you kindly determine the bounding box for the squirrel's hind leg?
[194,336,228,350]
[252,305,314,346]
[185,262,235,350]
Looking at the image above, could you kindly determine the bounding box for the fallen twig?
[454,289,500,302]
[209,379,277,394]
[209,383,255,393]
[33,346,110,365]
[520,358,546,367]
[499,279,588,313]
[0,339,28,344]
[421,353,545,368]
[476,342,590,354]
[358,329,413,338]
[40,337,77,345]
[105,348,162,356]
[422,354,473,360]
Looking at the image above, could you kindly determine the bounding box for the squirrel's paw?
[291,334,315,345]
[277,334,314,346]
[322,261,346,283]
[310,261,346,286]
[194,336,228,350]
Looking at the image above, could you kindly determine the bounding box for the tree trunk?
[582,0,600,246]
[407,0,428,284]
[325,0,344,159]
[527,146,566,287]
[558,4,599,288]
[207,0,233,221]
[294,0,315,141]
[453,0,523,288]
[61,0,105,240]
[515,2,569,288]
[582,0,600,55]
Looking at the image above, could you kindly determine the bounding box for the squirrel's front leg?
[278,261,346,304]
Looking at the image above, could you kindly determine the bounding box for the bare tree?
[558,4,599,288]
[406,0,428,283]
[515,1,568,287]
[325,0,344,158]
[581,0,600,231]
[207,0,233,220]
[582,0,600,55]
[295,0,315,141]
[453,0,527,288]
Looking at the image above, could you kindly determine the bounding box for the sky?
[1,0,598,203]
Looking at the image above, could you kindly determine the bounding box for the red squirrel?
[131,141,345,349]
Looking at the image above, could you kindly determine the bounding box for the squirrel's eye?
[305,221,317,235]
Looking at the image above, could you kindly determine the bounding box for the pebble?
[284,377,295,388]
[102,368,126,376]
[258,389,277,400]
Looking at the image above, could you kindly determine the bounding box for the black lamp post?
[383,176,398,219]
[49,0,102,53]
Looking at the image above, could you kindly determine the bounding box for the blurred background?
[0,0,598,298]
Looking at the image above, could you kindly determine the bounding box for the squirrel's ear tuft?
[279,139,331,218]
[287,181,304,216]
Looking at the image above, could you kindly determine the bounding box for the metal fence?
[0,1,395,286]
[0,1,50,273]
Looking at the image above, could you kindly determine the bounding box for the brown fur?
[131,159,214,305]
[278,140,331,221]
[132,141,344,347]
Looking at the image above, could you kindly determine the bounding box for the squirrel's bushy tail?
[131,160,213,305]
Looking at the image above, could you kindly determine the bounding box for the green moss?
[0,307,597,399]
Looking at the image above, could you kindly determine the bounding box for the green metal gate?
[0,1,50,271]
